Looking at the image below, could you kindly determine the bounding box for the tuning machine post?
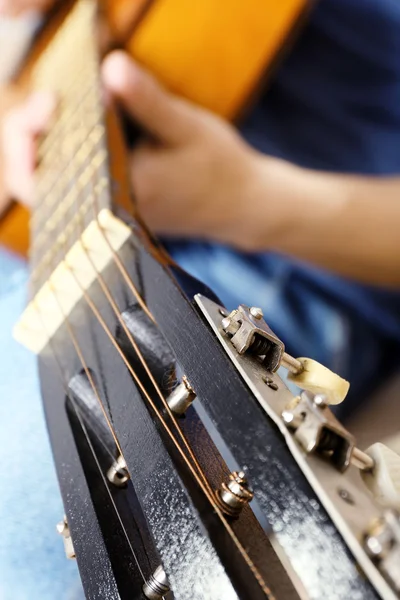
[281,391,400,514]
[215,470,254,518]
[106,454,130,488]
[166,377,196,416]
[142,565,171,600]
[56,516,76,560]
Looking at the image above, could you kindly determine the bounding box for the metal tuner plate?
[195,294,399,600]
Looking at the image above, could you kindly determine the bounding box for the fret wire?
[36,67,98,166]
[33,124,103,235]
[32,153,107,263]
[32,141,107,286]
[40,125,105,215]
[31,136,108,285]
[36,93,101,184]
[28,0,112,297]
[34,88,101,208]
[30,153,108,287]
[33,126,106,247]
[32,75,103,232]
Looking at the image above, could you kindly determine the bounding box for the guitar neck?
[29,0,112,295]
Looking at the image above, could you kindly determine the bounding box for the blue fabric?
[0,249,83,600]
[167,0,400,408]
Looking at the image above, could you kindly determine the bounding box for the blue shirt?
[167,0,400,388]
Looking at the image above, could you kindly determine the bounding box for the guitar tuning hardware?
[221,305,284,371]
[363,510,400,593]
[282,392,356,471]
[221,305,350,405]
[196,294,400,597]
[106,455,130,488]
[166,377,196,416]
[282,392,375,473]
[215,471,254,518]
[56,516,76,560]
[142,565,171,600]
[361,443,400,511]
[351,447,375,473]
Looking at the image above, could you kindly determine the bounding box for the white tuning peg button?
[286,357,350,405]
[361,443,400,511]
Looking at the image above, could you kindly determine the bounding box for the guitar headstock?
[32,208,400,599]
[7,1,399,598]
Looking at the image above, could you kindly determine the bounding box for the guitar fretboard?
[29,0,111,296]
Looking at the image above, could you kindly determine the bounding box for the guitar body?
[0,0,308,256]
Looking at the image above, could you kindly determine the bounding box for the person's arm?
[2,51,400,287]
[0,0,54,17]
[247,159,400,286]
[102,53,400,287]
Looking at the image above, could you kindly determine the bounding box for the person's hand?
[1,91,55,204]
[0,0,54,16]
[102,52,279,247]
[1,51,288,249]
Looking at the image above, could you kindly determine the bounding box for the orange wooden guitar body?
[0,0,307,256]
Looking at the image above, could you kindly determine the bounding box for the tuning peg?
[220,305,350,405]
[285,357,350,406]
[56,516,76,560]
[143,565,170,600]
[361,443,400,511]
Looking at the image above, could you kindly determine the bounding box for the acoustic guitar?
[2,1,400,598]
[0,0,308,255]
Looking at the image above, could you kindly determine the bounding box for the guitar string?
[32,99,274,600]
[37,133,149,583]
[62,254,274,599]
[69,87,215,496]
[94,219,154,323]
[54,100,273,595]
[31,300,147,583]
[89,211,215,497]
[40,225,151,582]
[66,132,273,597]
[74,237,214,498]
[29,13,274,596]
[40,98,123,459]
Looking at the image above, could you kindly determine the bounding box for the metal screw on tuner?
[142,565,171,600]
[215,471,254,517]
[249,306,263,319]
[166,377,196,416]
[106,455,129,488]
[56,516,76,560]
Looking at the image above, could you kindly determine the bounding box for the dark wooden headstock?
[4,1,399,598]
[36,211,398,598]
